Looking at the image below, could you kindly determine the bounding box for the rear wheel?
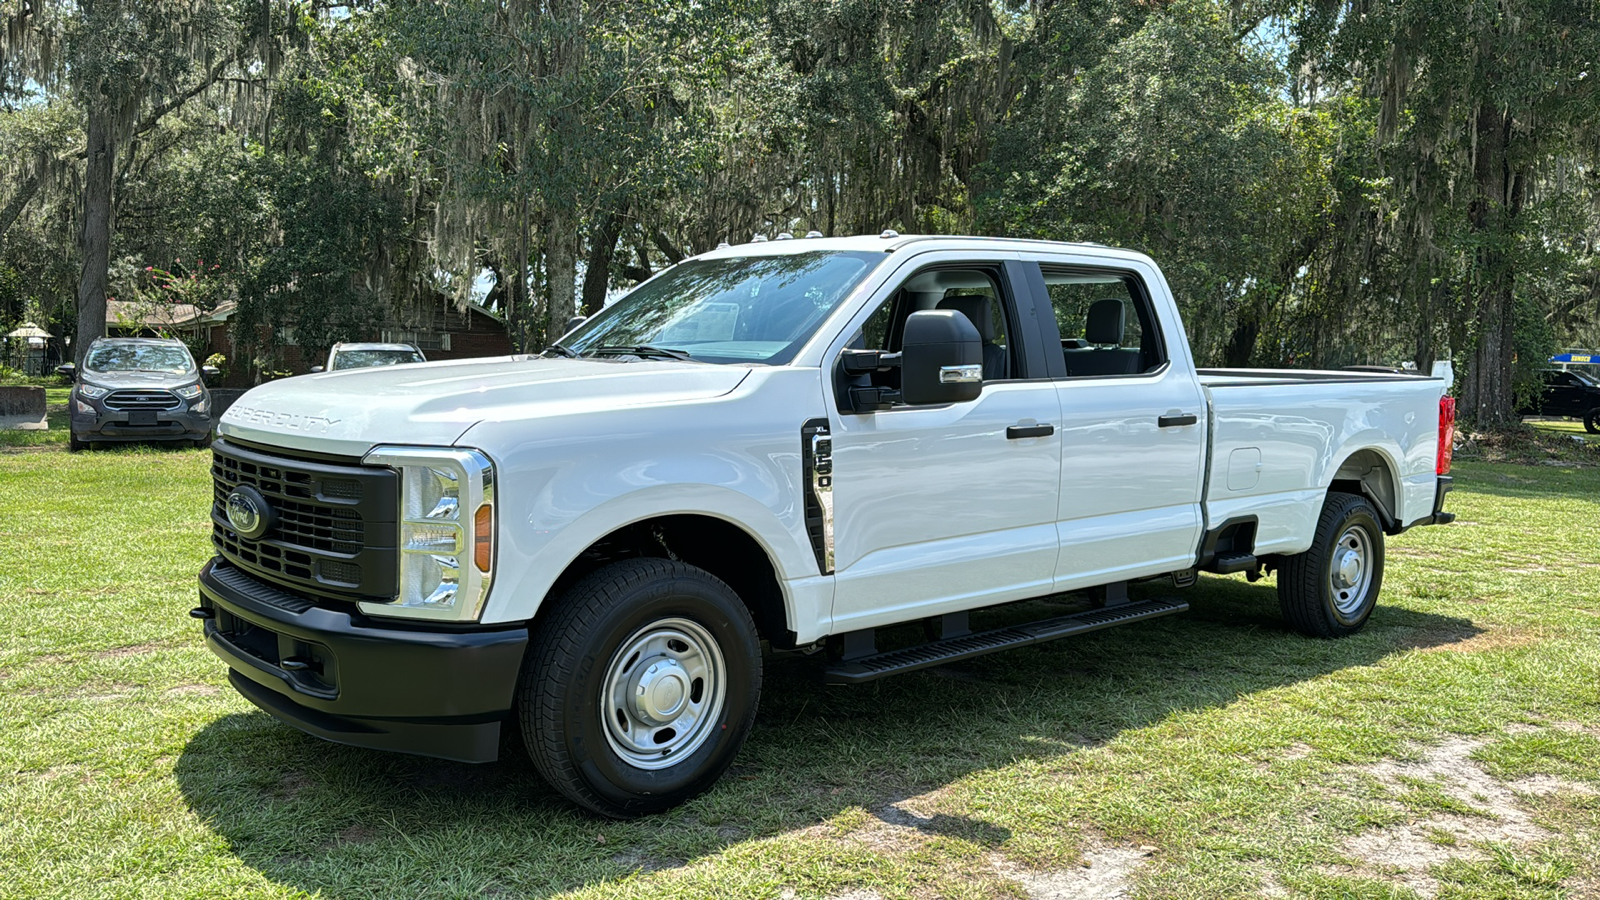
[1277,492,1385,637]
[517,558,762,818]
[1584,408,1600,434]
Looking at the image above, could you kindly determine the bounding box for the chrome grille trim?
[104,389,180,410]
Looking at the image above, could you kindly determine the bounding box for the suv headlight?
[359,446,495,622]
[175,383,204,400]
[78,383,109,399]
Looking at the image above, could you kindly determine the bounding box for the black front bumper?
[197,558,528,763]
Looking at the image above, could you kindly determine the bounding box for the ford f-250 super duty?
[193,234,1456,817]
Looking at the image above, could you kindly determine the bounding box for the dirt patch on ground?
[274,770,314,801]
[991,846,1151,899]
[1413,626,1543,654]
[164,684,222,697]
[1335,736,1571,897]
[96,639,170,658]
[334,824,378,845]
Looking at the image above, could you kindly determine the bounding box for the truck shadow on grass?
[173,578,1480,898]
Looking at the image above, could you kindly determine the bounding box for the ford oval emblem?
[225,485,274,540]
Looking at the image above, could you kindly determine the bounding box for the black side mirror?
[201,365,220,380]
[309,365,324,374]
[57,363,77,381]
[900,310,983,405]
[564,315,587,334]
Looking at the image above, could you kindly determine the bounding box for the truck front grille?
[104,389,179,410]
[210,439,398,602]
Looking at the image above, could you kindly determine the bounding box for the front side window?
[563,251,884,365]
[1041,268,1165,376]
[853,266,1013,380]
[84,343,195,375]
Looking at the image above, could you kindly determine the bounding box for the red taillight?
[1437,395,1456,475]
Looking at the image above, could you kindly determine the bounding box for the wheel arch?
[536,513,795,648]
[1328,446,1402,533]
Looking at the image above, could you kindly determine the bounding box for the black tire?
[517,558,762,818]
[68,433,86,453]
[1584,408,1600,434]
[1277,492,1385,638]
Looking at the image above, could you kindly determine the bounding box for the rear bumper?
[1401,475,1455,531]
[196,558,528,763]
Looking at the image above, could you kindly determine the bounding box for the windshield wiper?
[588,344,698,362]
[540,343,578,359]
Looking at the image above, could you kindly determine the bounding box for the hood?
[81,369,202,390]
[217,356,753,457]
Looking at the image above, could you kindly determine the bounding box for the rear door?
[822,253,1064,633]
[1016,255,1208,588]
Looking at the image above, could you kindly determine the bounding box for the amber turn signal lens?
[474,503,493,572]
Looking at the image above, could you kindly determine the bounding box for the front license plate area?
[128,410,157,426]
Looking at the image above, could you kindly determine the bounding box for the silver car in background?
[311,342,426,373]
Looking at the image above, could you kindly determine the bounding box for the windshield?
[563,251,884,365]
[333,349,425,370]
[84,343,195,375]
[1569,370,1598,387]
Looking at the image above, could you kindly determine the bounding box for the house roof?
[106,300,234,329]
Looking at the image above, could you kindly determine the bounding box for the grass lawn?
[2,442,1598,899]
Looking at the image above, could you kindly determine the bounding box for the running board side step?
[821,597,1189,684]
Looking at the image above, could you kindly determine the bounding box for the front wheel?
[1584,408,1600,434]
[1277,492,1385,637]
[517,558,762,818]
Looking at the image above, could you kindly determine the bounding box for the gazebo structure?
[4,323,55,376]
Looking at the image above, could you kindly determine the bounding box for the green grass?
[2,448,1599,899]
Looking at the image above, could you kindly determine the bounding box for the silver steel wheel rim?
[599,617,727,771]
[1329,524,1375,619]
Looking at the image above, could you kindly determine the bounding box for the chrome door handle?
[1006,424,1055,439]
[1158,413,1198,428]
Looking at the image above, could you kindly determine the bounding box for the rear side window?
[1040,268,1165,377]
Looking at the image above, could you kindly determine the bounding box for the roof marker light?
[776,232,794,240]
[805,231,824,238]
[716,242,730,249]
[880,229,899,239]
[751,234,768,242]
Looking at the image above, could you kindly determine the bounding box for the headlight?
[175,383,204,400]
[78,384,108,399]
[191,398,210,415]
[359,446,495,622]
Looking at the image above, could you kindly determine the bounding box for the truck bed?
[1198,368,1446,558]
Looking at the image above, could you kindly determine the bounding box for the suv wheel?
[1585,408,1600,434]
[517,558,762,818]
[69,433,86,453]
[1277,492,1385,638]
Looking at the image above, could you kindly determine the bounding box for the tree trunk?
[75,107,115,366]
[544,207,578,339]
[1460,103,1521,428]
[506,197,534,352]
[580,212,623,316]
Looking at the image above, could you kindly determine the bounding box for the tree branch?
[0,175,42,247]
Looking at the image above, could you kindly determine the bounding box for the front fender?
[480,483,820,627]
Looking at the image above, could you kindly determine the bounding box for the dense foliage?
[2,0,1597,424]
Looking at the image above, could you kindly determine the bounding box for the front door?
[824,257,1063,633]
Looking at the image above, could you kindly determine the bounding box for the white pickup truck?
[194,234,1457,817]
